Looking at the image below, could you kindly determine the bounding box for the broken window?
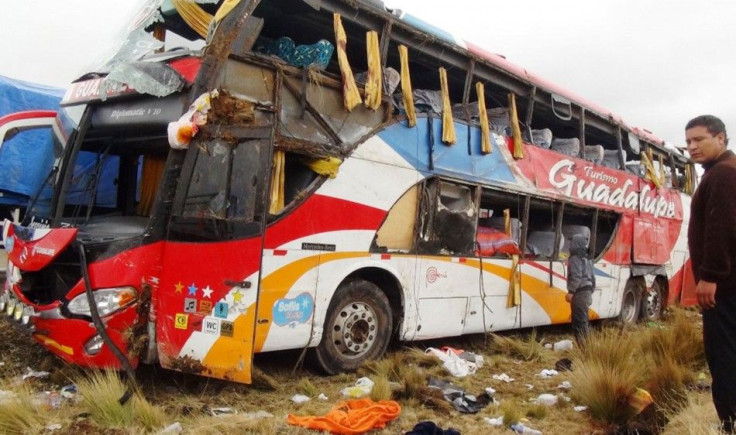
[416,178,477,256]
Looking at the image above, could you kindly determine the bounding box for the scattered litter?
[485,386,496,395]
[557,381,572,390]
[574,405,588,412]
[537,369,559,378]
[0,361,4,366]
[525,384,534,390]
[44,423,63,432]
[159,422,183,433]
[441,346,485,366]
[406,420,461,435]
[484,416,504,426]
[510,422,543,434]
[318,393,329,401]
[22,367,50,380]
[532,393,558,406]
[426,347,482,377]
[243,410,273,419]
[551,339,573,351]
[429,378,494,414]
[291,394,311,404]
[555,358,573,372]
[629,388,653,414]
[211,407,238,417]
[340,377,374,398]
[492,373,515,383]
[60,385,77,399]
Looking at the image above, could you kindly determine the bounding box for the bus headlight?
[67,287,138,317]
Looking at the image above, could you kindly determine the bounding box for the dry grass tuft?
[646,354,692,416]
[298,377,319,398]
[75,370,165,430]
[663,390,722,435]
[0,389,47,435]
[251,365,280,391]
[526,403,549,420]
[490,330,545,362]
[500,399,523,425]
[370,374,393,401]
[185,413,280,435]
[640,308,705,370]
[570,359,644,425]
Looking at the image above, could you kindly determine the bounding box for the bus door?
[158,125,272,384]
[413,179,478,339]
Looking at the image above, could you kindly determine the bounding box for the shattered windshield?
[24,106,84,225]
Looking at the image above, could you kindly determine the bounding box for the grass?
[75,369,166,431]
[0,307,722,434]
[490,329,546,362]
[0,389,46,435]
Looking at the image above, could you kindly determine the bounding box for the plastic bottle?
[510,423,543,434]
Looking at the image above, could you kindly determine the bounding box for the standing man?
[686,114,736,433]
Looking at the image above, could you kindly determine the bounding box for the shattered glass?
[99,61,185,100]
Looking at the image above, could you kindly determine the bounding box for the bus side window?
[416,179,477,256]
[525,199,559,260]
[373,184,420,253]
[476,189,523,258]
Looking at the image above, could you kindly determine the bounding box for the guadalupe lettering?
[549,159,676,218]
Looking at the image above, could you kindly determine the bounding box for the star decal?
[233,290,243,303]
[174,282,184,293]
[188,283,198,296]
[202,286,213,299]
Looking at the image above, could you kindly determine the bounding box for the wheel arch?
[343,267,404,339]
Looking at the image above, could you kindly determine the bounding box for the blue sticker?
[214,302,229,319]
[272,293,314,327]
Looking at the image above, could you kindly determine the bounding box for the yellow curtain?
[302,156,342,179]
[364,31,382,111]
[508,93,524,159]
[640,151,662,189]
[333,14,362,112]
[214,0,241,23]
[137,155,166,216]
[504,209,521,307]
[399,45,416,127]
[685,164,693,194]
[439,67,456,145]
[269,150,286,214]
[171,0,212,38]
[476,82,492,154]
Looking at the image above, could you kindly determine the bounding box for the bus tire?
[640,279,665,322]
[313,279,392,375]
[619,279,642,325]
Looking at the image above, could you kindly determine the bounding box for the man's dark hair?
[686,114,729,146]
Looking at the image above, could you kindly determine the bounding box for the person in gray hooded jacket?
[565,233,596,345]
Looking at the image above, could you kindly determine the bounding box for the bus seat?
[625,161,644,176]
[483,216,521,243]
[601,149,625,170]
[488,107,510,135]
[355,67,400,95]
[550,137,580,157]
[531,128,553,148]
[525,230,562,260]
[584,145,604,165]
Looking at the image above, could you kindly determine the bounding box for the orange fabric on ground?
[287,398,401,434]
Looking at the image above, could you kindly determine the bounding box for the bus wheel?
[640,279,665,322]
[313,279,392,375]
[619,279,642,325]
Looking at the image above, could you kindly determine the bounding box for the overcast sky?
[1,0,734,146]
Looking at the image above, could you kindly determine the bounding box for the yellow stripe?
[34,334,74,356]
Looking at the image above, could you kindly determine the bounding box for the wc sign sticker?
[273,293,314,327]
[203,317,220,335]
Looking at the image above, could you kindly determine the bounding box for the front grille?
[18,248,81,305]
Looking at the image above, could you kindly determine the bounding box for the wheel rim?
[644,286,662,318]
[330,302,378,360]
[621,291,637,323]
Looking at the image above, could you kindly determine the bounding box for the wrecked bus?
[1,0,697,384]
